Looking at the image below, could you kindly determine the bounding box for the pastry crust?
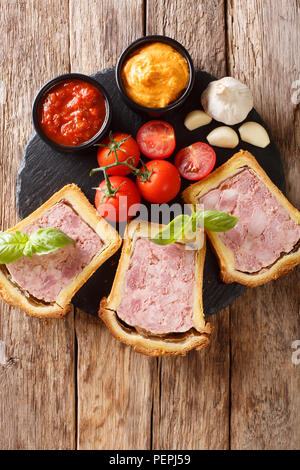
[0,184,121,318]
[182,150,300,286]
[99,220,211,356]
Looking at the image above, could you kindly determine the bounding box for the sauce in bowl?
[121,42,189,108]
[39,79,107,146]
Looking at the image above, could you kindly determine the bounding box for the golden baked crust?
[99,220,211,356]
[0,184,121,318]
[182,150,300,287]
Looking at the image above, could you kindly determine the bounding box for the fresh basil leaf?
[0,227,75,264]
[25,227,75,256]
[203,210,238,232]
[22,241,34,258]
[0,231,29,264]
[150,214,192,245]
[149,209,238,246]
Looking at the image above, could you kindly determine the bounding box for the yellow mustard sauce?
[122,42,189,108]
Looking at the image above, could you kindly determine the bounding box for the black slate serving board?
[17,68,285,317]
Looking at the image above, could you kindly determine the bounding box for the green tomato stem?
[90,132,153,198]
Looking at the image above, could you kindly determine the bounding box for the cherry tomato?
[136,120,176,159]
[97,132,140,175]
[95,176,141,222]
[136,160,181,204]
[174,142,216,180]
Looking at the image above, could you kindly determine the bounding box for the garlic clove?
[201,77,253,126]
[207,126,239,149]
[184,110,212,130]
[239,122,270,148]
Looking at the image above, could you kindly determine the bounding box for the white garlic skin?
[239,121,270,148]
[207,126,239,148]
[184,110,212,130]
[201,77,253,126]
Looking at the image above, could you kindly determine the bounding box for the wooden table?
[0,0,299,450]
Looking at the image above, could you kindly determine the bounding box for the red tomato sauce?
[39,79,106,146]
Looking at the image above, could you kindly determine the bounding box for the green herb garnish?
[0,228,75,264]
[150,210,238,245]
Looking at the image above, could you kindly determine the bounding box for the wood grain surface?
[0,0,299,450]
[227,0,300,450]
[0,0,75,450]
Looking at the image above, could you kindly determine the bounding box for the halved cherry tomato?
[97,132,140,175]
[136,120,176,159]
[174,142,216,180]
[136,160,181,203]
[95,176,141,222]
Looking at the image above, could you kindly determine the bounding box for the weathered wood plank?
[227,0,300,450]
[69,0,154,450]
[146,0,230,450]
[0,0,75,450]
[75,311,154,450]
[152,314,230,450]
[147,0,227,78]
[69,0,144,75]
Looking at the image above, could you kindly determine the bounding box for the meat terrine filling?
[117,238,196,335]
[199,168,300,273]
[6,202,103,302]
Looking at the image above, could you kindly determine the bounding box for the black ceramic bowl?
[116,35,195,116]
[32,73,112,152]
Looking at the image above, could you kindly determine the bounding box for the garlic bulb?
[207,126,239,148]
[201,77,253,125]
